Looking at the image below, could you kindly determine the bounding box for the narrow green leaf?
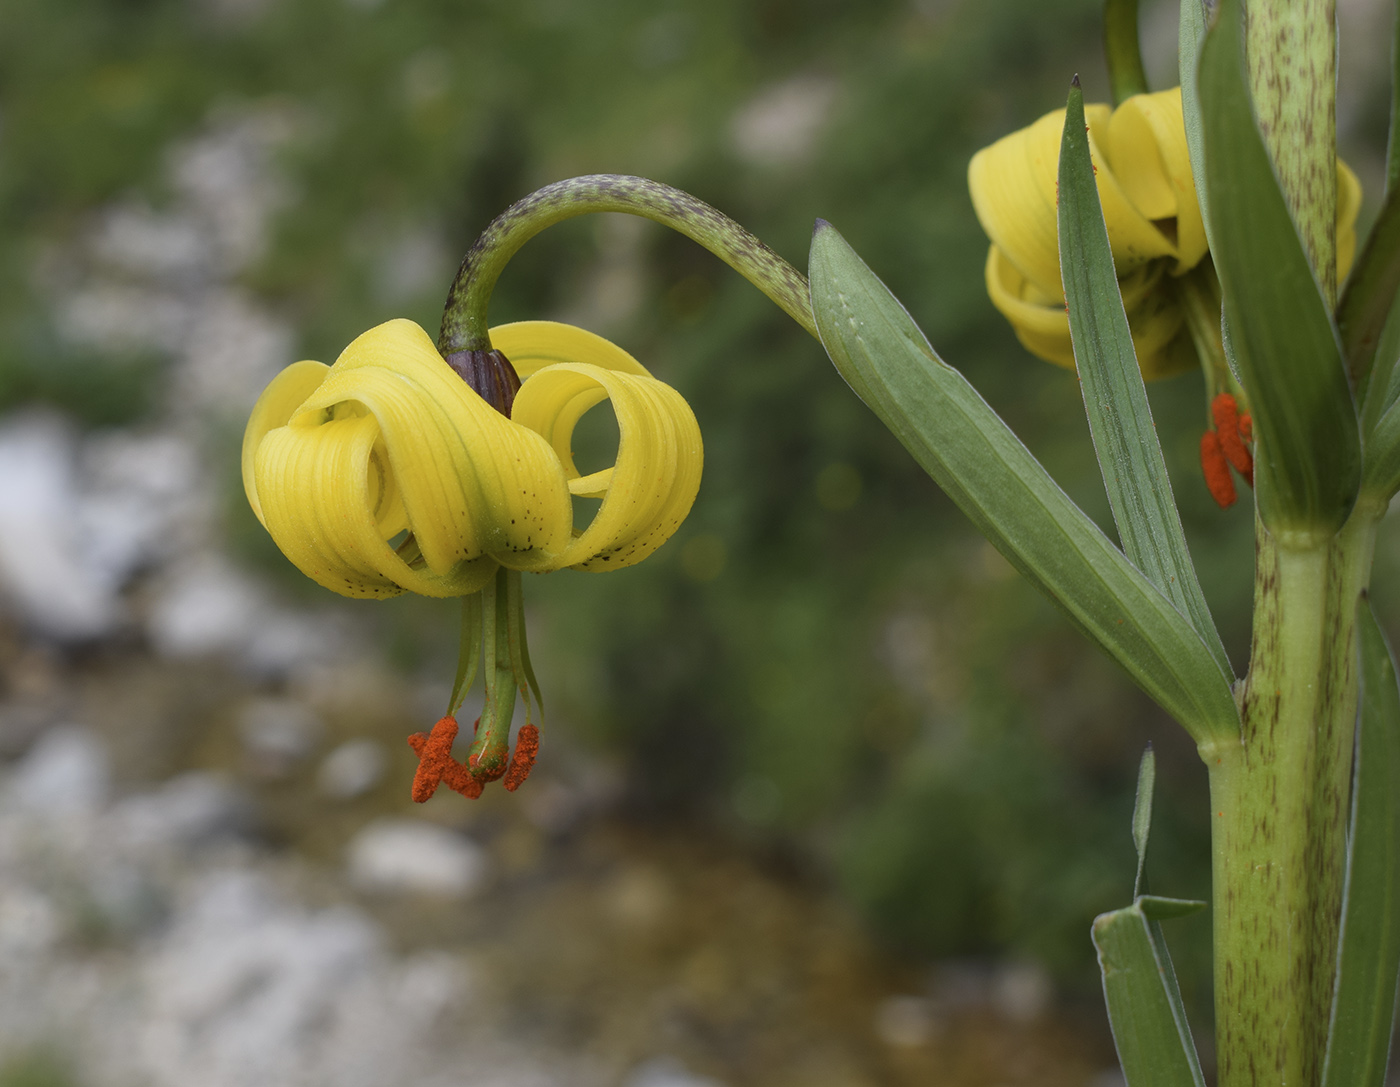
[1389,0,1400,196]
[1321,599,1400,1087]
[1093,903,1208,1087]
[1364,397,1400,499]
[1137,896,1207,921]
[1105,0,1149,104]
[1338,184,1400,398]
[1198,0,1360,543]
[1132,745,1156,897]
[1178,0,1213,256]
[1058,83,1232,680]
[809,222,1239,744]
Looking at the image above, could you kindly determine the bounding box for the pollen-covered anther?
[503,725,540,792]
[407,716,461,803]
[408,717,489,800]
[1211,393,1254,484]
[1200,431,1236,509]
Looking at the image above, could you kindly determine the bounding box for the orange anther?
[503,725,541,792]
[1211,394,1254,483]
[1200,431,1236,508]
[407,716,460,803]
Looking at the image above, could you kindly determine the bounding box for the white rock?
[625,1057,728,1087]
[993,959,1052,1023]
[347,818,487,898]
[237,697,323,776]
[169,110,294,277]
[113,772,249,852]
[729,75,837,168]
[9,726,109,816]
[91,203,209,281]
[0,886,61,958]
[316,740,386,800]
[172,288,292,415]
[873,995,938,1048]
[141,869,383,1087]
[76,429,203,587]
[57,282,191,355]
[0,413,121,640]
[239,607,350,679]
[146,553,268,658]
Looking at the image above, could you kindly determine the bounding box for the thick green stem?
[438,174,815,354]
[1206,505,1379,1087]
[1245,0,1338,303]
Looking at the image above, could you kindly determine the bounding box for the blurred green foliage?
[0,1048,76,1087]
[6,0,1394,1016]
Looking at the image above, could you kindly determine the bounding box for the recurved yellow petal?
[969,103,1177,298]
[1339,158,1362,281]
[507,323,702,572]
[298,321,572,574]
[985,247,1190,378]
[242,359,330,525]
[254,409,497,598]
[1105,87,1207,273]
[490,320,652,379]
[246,319,578,599]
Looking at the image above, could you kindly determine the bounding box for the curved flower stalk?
[969,86,1362,380]
[243,316,701,797]
[244,175,816,801]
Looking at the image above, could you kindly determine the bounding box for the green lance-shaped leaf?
[1389,0,1400,196]
[1094,750,1206,1087]
[808,222,1239,744]
[1197,0,1360,543]
[1338,182,1400,403]
[1364,389,1400,499]
[1321,598,1400,1087]
[1094,903,1208,1086]
[1104,0,1149,105]
[1132,745,1156,898]
[1349,2,1400,448]
[1177,0,1213,257]
[1058,82,1232,681]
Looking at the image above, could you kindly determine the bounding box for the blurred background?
[0,0,1396,1084]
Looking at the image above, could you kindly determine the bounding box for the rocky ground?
[0,626,1118,1087]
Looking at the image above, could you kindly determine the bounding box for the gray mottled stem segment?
[439,174,815,354]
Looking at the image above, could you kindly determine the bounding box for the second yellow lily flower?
[968,87,1361,378]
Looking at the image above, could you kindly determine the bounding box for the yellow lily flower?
[968,86,1361,378]
[242,318,703,598]
[243,317,702,801]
